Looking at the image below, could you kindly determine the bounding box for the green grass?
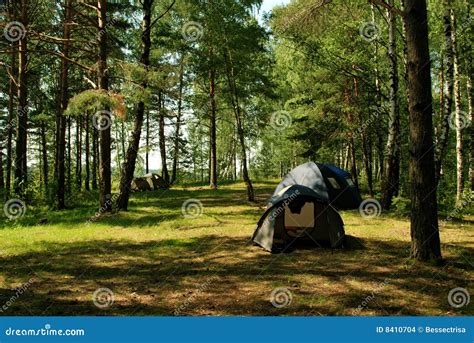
[0,181,472,316]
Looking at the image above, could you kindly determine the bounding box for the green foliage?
[391,195,411,217]
[65,89,125,118]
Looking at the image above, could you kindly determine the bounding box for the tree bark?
[344,81,358,188]
[223,47,255,201]
[466,3,473,191]
[97,0,112,211]
[404,0,441,261]
[41,121,48,191]
[450,8,463,204]
[114,121,122,170]
[85,114,90,191]
[14,0,28,196]
[55,0,72,209]
[116,0,153,211]
[145,110,150,174]
[158,92,169,182]
[361,130,374,197]
[468,76,474,192]
[437,58,444,140]
[6,41,16,197]
[67,117,72,194]
[92,125,98,190]
[469,71,474,191]
[76,117,83,190]
[209,65,218,189]
[381,0,401,210]
[171,54,185,184]
[371,4,384,181]
[434,4,454,183]
[0,148,4,190]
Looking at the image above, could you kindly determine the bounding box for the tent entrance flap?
[284,202,314,237]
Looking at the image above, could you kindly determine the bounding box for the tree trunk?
[120,121,126,161]
[14,0,28,196]
[371,4,384,181]
[450,8,463,204]
[0,148,4,190]
[116,0,153,211]
[114,121,122,169]
[381,0,401,210]
[145,110,150,174]
[55,0,71,209]
[41,122,48,191]
[6,41,16,197]
[404,0,441,261]
[85,114,90,191]
[209,65,218,189]
[344,144,350,171]
[171,54,185,184]
[466,3,473,191]
[469,71,474,191]
[468,73,474,192]
[361,130,374,197]
[158,92,169,183]
[97,0,112,211]
[223,47,255,201]
[344,81,358,188]
[436,58,444,140]
[67,117,72,194]
[434,4,454,183]
[76,117,83,190]
[350,140,358,189]
[92,125,98,190]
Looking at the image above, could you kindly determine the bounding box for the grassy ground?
[0,181,472,316]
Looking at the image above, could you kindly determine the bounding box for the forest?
[0,0,472,316]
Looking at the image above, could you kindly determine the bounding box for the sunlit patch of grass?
[0,181,472,316]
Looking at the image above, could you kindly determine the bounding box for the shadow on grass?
[0,235,472,316]
[0,185,276,229]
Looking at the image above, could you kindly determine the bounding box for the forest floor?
[0,181,472,316]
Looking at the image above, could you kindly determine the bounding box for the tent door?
[284,202,315,237]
